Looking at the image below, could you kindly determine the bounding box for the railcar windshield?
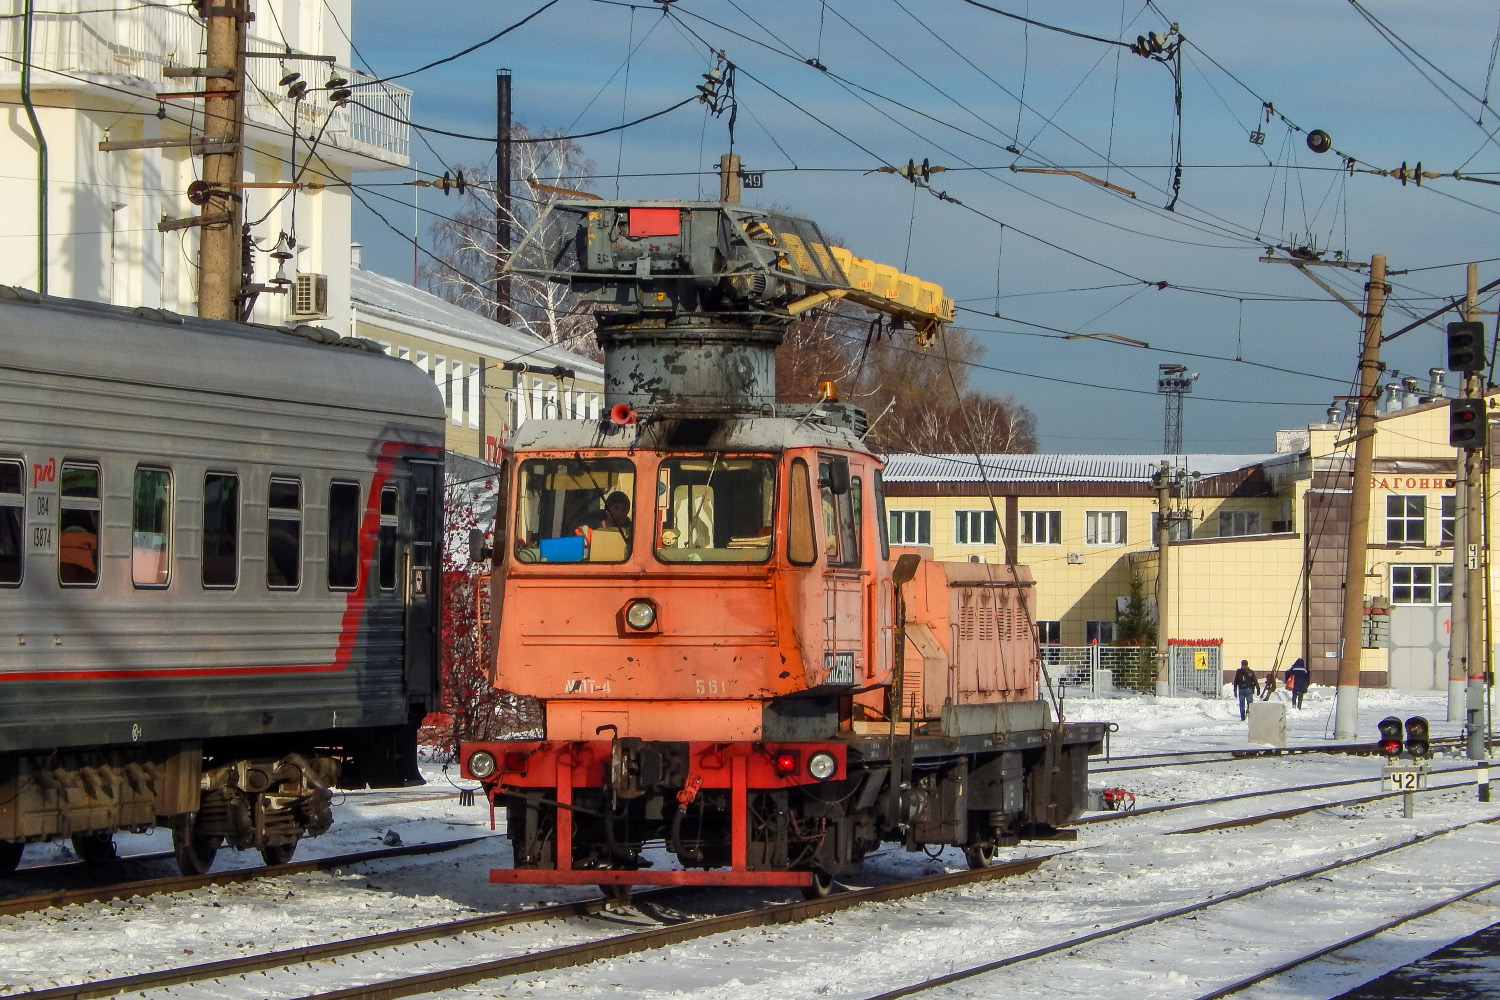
[514,457,636,564]
[655,456,774,563]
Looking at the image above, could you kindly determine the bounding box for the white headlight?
[807,751,837,781]
[467,750,497,779]
[625,599,656,630]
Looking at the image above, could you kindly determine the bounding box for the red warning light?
[774,751,799,776]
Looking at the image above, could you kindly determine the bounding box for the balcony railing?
[0,5,410,163]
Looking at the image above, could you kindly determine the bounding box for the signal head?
[1377,716,1403,757]
[1446,321,1486,373]
[1449,397,1486,449]
[1404,716,1430,758]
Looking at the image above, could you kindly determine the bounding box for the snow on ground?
[0,685,1494,998]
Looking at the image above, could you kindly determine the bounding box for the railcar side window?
[131,467,171,588]
[202,473,239,588]
[873,470,889,561]
[820,457,859,568]
[267,477,302,589]
[328,481,360,590]
[0,461,22,585]
[58,462,101,587]
[655,456,774,564]
[787,458,817,565]
[513,458,635,564]
[378,485,398,589]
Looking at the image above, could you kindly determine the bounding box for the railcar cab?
[488,415,894,740]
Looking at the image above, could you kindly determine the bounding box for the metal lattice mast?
[1157,364,1197,453]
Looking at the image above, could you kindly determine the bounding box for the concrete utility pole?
[1155,461,1172,697]
[1462,265,1489,761]
[1449,268,1476,722]
[1334,254,1387,740]
[196,0,249,320]
[495,69,512,324]
[719,153,741,204]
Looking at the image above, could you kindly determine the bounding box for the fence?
[1041,641,1223,698]
[1167,640,1224,698]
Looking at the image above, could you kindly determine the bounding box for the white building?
[0,0,410,331]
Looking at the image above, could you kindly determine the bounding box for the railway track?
[0,836,490,918]
[17,771,1488,1000]
[1092,733,1480,773]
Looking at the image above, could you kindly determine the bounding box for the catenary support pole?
[1335,254,1386,740]
[1465,263,1489,761]
[1155,461,1172,697]
[496,69,512,324]
[20,0,47,294]
[1450,269,1476,722]
[196,0,247,319]
[719,153,741,204]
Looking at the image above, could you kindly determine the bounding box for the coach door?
[402,459,442,709]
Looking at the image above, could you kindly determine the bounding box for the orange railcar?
[459,202,1103,893]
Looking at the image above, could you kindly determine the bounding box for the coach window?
[131,467,171,587]
[378,486,399,589]
[0,461,22,585]
[58,462,101,587]
[202,473,239,588]
[787,458,817,566]
[267,477,302,589]
[328,481,360,590]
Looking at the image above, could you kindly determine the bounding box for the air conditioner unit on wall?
[291,273,329,319]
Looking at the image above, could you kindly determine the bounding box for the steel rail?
[1094,734,1474,773]
[862,813,1500,999]
[0,836,489,917]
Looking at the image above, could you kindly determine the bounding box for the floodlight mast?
[1157,363,1197,453]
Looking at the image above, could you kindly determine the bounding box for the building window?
[1390,564,1454,605]
[954,510,997,545]
[0,461,23,586]
[1218,510,1262,537]
[1085,510,1127,546]
[267,477,302,589]
[1036,620,1061,644]
[328,481,360,590]
[59,462,102,587]
[1086,620,1117,644]
[1151,512,1191,542]
[1386,495,1425,545]
[889,509,930,545]
[1441,494,1456,545]
[202,473,239,588]
[131,467,171,588]
[1021,510,1061,545]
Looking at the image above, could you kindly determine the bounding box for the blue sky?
[349,1,1500,453]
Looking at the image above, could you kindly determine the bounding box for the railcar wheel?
[260,841,298,866]
[0,840,21,876]
[800,868,836,900]
[70,831,118,864]
[171,818,218,876]
[963,844,996,870]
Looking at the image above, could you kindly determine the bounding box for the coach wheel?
[171,817,218,876]
[800,868,836,900]
[963,844,996,870]
[261,841,298,866]
[71,831,118,864]
[598,883,632,903]
[0,840,21,877]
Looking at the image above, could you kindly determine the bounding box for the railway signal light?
[1377,716,1403,757]
[1447,321,1486,373]
[1449,398,1486,449]
[1404,716,1430,758]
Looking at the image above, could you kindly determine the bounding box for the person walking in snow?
[1285,657,1310,709]
[1233,660,1260,720]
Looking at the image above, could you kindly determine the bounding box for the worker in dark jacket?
[1286,657,1310,709]
[1233,660,1261,720]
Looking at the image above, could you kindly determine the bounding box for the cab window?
[514,458,635,563]
[820,457,860,567]
[655,456,774,564]
[59,462,101,587]
[787,458,817,565]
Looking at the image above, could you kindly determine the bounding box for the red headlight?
[504,751,529,772]
[774,751,799,776]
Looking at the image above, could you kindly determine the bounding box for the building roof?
[882,452,1289,484]
[350,268,603,379]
